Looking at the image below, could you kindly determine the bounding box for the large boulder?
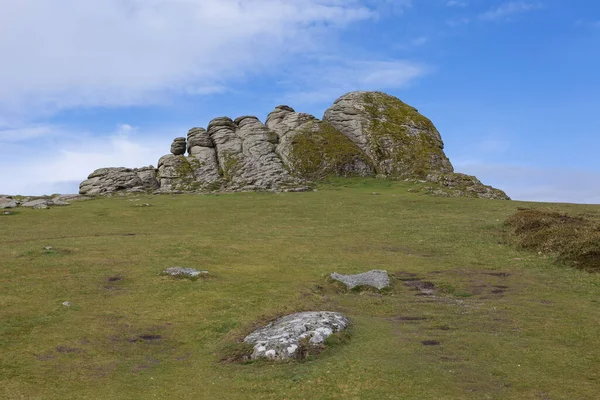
[170,137,187,155]
[244,311,349,360]
[266,106,373,179]
[323,91,454,177]
[0,196,18,209]
[79,167,159,195]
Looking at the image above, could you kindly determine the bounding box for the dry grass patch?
[504,208,600,272]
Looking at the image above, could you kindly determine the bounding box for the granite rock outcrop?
[79,91,509,199]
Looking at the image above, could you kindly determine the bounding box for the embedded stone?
[243,311,349,360]
[161,267,208,278]
[330,269,390,290]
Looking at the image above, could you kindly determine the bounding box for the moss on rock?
[288,122,373,179]
[361,92,453,178]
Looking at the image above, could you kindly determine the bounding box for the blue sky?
[1,0,599,203]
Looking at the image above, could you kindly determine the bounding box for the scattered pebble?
[62,301,72,307]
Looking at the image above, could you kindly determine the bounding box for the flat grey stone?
[22,199,51,208]
[162,267,208,278]
[244,311,349,360]
[330,269,390,290]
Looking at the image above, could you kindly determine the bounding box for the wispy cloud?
[0,0,381,121]
[0,123,176,195]
[279,58,428,105]
[446,0,468,7]
[479,2,543,21]
[454,161,600,204]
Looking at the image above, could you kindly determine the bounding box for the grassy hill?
[1,178,599,399]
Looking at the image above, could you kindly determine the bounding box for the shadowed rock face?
[79,91,509,199]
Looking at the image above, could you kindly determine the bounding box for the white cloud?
[479,2,543,21]
[455,161,600,204]
[0,0,380,121]
[0,124,175,195]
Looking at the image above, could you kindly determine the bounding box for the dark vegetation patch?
[393,271,420,281]
[107,276,123,282]
[404,280,436,295]
[486,272,511,277]
[128,334,162,343]
[421,340,441,346]
[504,208,600,272]
[393,316,428,321]
[55,346,82,354]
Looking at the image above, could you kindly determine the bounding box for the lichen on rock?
[323,91,453,178]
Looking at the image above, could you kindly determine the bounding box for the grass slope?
[1,178,599,400]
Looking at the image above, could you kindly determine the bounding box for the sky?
[1,0,599,203]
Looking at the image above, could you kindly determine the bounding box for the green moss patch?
[362,92,451,177]
[289,122,371,179]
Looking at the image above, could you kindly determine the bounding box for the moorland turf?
[1,178,599,399]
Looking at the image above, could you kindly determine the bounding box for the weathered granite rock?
[78,91,508,199]
[170,137,187,155]
[161,267,208,278]
[244,311,349,360]
[0,197,18,209]
[206,115,300,191]
[79,167,159,195]
[53,194,92,202]
[187,127,214,152]
[425,173,510,200]
[32,203,49,209]
[330,270,390,290]
[266,106,373,178]
[323,91,454,177]
[22,199,52,208]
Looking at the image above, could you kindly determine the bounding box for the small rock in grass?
[162,267,208,278]
[330,269,390,290]
[62,301,72,307]
[3,211,13,215]
[44,246,53,251]
[33,204,49,209]
[244,311,349,360]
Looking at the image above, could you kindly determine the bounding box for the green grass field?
[1,178,599,399]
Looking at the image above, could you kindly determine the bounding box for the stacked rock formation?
[79,91,510,199]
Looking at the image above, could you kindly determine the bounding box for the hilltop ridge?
[79,91,509,200]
